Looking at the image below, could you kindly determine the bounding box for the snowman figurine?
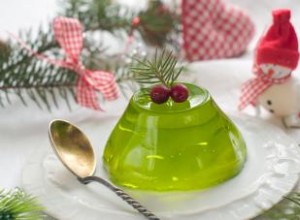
[239,9,300,128]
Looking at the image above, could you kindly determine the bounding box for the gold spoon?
[48,119,159,220]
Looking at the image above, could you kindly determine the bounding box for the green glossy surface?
[103,84,247,191]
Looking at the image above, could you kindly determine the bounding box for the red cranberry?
[170,84,189,103]
[150,85,170,104]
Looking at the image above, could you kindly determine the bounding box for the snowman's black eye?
[267,100,272,105]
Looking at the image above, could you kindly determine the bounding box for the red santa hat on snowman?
[239,9,299,110]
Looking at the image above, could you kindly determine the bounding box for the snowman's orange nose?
[267,69,274,77]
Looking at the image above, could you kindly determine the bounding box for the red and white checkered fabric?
[182,0,255,61]
[238,70,291,110]
[53,17,118,110]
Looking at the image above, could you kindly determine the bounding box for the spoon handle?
[80,176,160,220]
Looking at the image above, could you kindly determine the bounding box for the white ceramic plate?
[21,112,300,220]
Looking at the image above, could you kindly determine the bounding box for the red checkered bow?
[238,68,291,110]
[51,17,118,110]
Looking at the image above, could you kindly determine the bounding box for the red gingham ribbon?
[9,17,118,110]
[238,68,290,110]
[52,17,118,110]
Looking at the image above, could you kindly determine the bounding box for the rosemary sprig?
[130,49,183,88]
[0,188,44,220]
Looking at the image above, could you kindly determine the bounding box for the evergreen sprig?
[258,193,300,219]
[61,0,133,34]
[0,28,77,111]
[137,0,179,47]
[0,188,44,220]
[285,192,300,207]
[130,49,183,88]
[61,0,179,48]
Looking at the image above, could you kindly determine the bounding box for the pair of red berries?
[150,84,189,104]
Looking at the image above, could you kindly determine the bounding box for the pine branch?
[285,193,300,206]
[0,40,11,62]
[259,193,300,219]
[0,27,78,111]
[0,188,44,220]
[130,49,183,88]
[60,0,179,48]
[137,0,179,47]
[61,0,133,34]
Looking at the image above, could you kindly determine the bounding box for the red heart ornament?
[182,0,255,61]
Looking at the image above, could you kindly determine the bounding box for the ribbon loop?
[53,17,83,64]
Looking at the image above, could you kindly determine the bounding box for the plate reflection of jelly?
[103,83,247,191]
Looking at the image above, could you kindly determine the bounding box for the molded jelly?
[103,84,247,191]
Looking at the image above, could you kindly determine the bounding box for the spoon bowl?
[49,120,96,179]
[48,119,159,220]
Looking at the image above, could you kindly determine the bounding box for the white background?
[1,0,300,42]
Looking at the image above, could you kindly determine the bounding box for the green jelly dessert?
[103,83,247,191]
